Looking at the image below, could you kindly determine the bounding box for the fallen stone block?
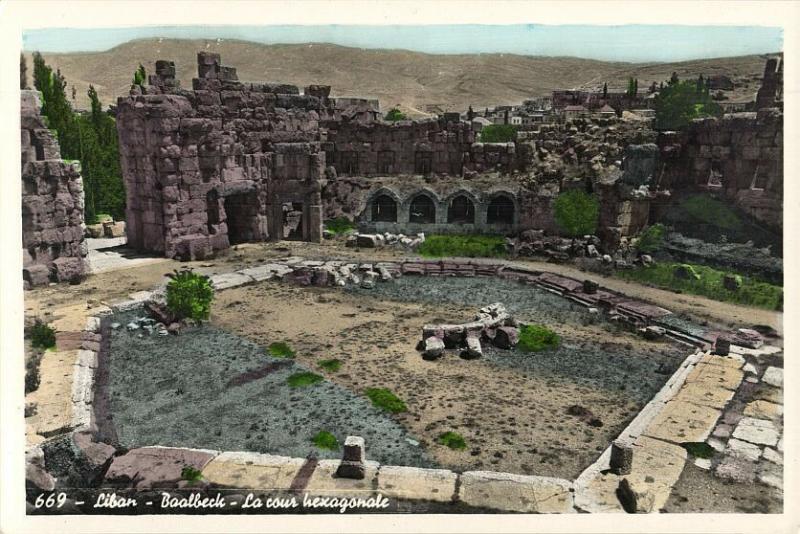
[492,326,519,349]
[423,336,445,360]
[732,417,779,446]
[462,336,482,359]
[617,477,655,513]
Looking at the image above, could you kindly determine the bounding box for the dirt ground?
[211,276,687,479]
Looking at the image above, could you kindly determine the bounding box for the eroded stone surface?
[377,466,457,503]
[459,470,574,513]
[105,446,218,489]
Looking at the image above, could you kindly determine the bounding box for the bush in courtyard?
[318,359,342,372]
[437,431,467,450]
[312,430,339,451]
[679,195,743,232]
[518,324,560,352]
[417,234,507,258]
[553,189,599,237]
[480,124,518,143]
[654,79,722,131]
[287,371,324,388]
[268,342,296,358]
[636,223,667,254]
[30,320,56,350]
[324,217,357,235]
[364,388,407,413]
[165,268,215,321]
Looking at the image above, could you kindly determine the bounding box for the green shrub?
[364,387,407,413]
[553,189,599,237]
[30,321,56,350]
[417,234,507,258]
[636,223,667,253]
[518,324,560,352]
[180,466,204,482]
[618,262,782,310]
[437,431,467,450]
[324,217,357,235]
[312,430,339,451]
[165,268,214,321]
[268,342,296,358]
[385,108,407,121]
[287,371,324,388]
[674,264,701,281]
[480,124,518,143]
[318,359,342,372]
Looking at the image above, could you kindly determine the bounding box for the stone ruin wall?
[21,90,87,287]
[116,53,525,258]
[657,109,783,231]
[116,55,328,260]
[114,53,782,259]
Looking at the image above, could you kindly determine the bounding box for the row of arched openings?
[371,193,514,224]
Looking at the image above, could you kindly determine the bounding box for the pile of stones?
[420,303,519,360]
[112,315,168,337]
[84,215,126,239]
[346,232,426,250]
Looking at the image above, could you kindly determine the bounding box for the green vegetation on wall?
[385,107,407,122]
[32,53,125,222]
[553,189,599,237]
[479,124,518,143]
[417,234,507,258]
[636,223,667,254]
[617,262,782,310]
[324,217,357,235]
[678,195,743,232]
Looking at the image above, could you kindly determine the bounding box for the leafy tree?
[31,53,126,221]
[626,77,635,97]
[385,107,407,121]
[480,124,518,143]
[553,189,599,237]
[669,71,680,85]
[132,63,147,86]
[602,82,608,98]
[654,79,723,130]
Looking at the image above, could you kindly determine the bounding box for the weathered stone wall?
[116,54,327,259]
[21,90,87,287]
[117,53,524,259]
[658,109,783,230]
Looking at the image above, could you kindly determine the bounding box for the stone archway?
[409,194,436,223]
[371,194,398,222]
[447,195,475,224]
[487,194,515,224]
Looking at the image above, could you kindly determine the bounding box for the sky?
[22,24,783,62]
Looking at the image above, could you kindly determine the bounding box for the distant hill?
[25,39,776,116]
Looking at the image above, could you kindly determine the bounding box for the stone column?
[336,436,366,479]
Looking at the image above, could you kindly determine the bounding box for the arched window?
[371,194,398,222]
[409,194,436,223]
[487,195,515,224]
[447,195,475,223]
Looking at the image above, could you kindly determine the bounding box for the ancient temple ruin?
[114,53,783,260]
[115,53,521,259]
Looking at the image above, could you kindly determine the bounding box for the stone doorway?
[282,202,304,240]
[224,193,259,244]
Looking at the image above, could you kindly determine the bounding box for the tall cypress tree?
[20,54,28,89]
